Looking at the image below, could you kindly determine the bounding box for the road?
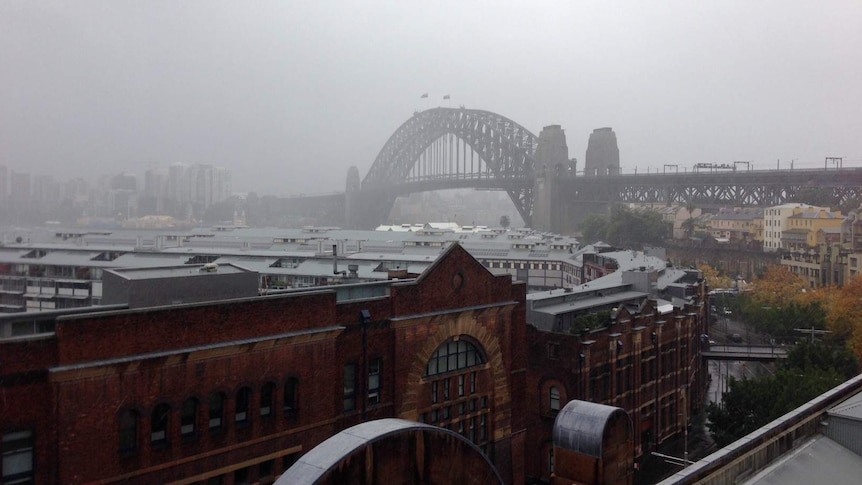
[639,313,776,483]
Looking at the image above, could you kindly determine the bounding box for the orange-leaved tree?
[824,275,862,361]
[749,266,808,309]
[698,264,734,290]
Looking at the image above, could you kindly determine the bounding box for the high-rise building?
[214,167,232,203]
[10,171,31,218]
[168,163,190,204]
[0,164,8,203]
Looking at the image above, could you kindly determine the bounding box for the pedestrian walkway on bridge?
[702,344,787,361]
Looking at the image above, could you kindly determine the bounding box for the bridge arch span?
[361,107,540,225]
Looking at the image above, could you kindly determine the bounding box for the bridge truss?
[562,169,862,207]
[362,108,539,223]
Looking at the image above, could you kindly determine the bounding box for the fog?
[2,1,861,196]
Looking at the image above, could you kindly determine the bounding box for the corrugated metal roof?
[532,291,649,316]
[276,419,505,485]
[742,435,862,485]
[830,389,862,420]
[553,400,628,457]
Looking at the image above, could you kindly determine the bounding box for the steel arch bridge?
[361,107,539,224]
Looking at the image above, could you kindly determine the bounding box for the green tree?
[579,213,608,243]
[784,341,859,379]
[706,340,853,446]
[580,205,670,248]
[793,187,839,208]
[741,299,826,341]
[499,215,510,229]
[569,310,612,334]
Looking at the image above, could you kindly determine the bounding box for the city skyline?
[2,1,861,197]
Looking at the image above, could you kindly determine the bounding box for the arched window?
[235,387,251,423]
[119,410,139,451]
[151,403,170,444]
[209,392,226,430]
[549,386,561,412]
[181,398,198,436]
[284,377,299,412]
[425,338,484,376]
[260,382,275,417]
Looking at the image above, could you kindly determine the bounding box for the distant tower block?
[585,127,620,176]
[345,166,361,228]
[532,125,569,231]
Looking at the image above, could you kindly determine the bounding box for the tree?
[823,275,862,359]
[579,214,608,243]
[579,205,670,248]
[499,215,510,229]
[706,340,852,446]
[784,341,859,380]
[748,266,808,309]
[698,264,734,289]
[681,216,696,239]
[792,187,839,208]
[742,300,826,341]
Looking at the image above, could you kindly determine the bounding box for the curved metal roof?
[553,400,628,457]
[276,418,504,485]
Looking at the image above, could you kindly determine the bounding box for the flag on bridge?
[420,93,428,98]
[443,94,450,100]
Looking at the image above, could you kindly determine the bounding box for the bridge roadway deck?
[701,344,787,361]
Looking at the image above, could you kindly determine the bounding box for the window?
[343,363,357,412]
[3,430,34,484]
[432,381,438,404]
[549,386,561,412]
[425,338,484,376]
[284,378,298,412]
[119,410,138,452]
[368,358,382,405]
[458,374,465,397]
[235,387,251,423]
[181,398,198,436]
[151,403,170,444]
[259,459,275,483]
[548,342,560,360]
[209,392,226,430]
[260,382,275,417]
[443,378,450,401]
[234,467,249,485]
[549,448,555,475]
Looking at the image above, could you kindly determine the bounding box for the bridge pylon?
[532,125,577,232]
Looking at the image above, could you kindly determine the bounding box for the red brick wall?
[3,244,529,484]
[54,291,338,365]
[0,338,57,483]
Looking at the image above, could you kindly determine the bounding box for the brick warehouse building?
[524,301,709,482]
[1,244,527,484]
[1,244,706,484]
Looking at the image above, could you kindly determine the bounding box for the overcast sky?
[2,1,861,196]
